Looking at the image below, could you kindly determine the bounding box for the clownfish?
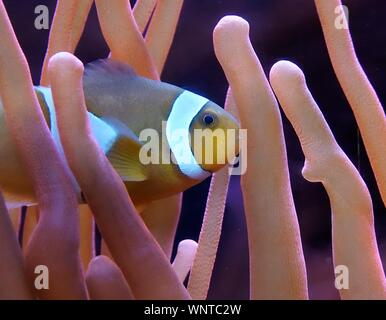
[0,59,239,209]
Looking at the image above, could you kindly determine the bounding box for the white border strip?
[166,90,211,180]
[37,86,118,154]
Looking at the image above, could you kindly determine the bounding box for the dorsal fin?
[83,59,137,86]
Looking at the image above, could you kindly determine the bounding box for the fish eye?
[202,113,216,127]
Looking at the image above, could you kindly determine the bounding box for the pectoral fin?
[104,118,148,182]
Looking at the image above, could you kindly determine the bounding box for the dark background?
[3,0,386,299]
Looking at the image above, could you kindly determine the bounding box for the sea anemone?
[0,0,384,300]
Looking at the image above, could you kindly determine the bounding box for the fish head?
[189,99,240,173]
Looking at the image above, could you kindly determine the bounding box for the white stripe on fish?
[166,90,211,180]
